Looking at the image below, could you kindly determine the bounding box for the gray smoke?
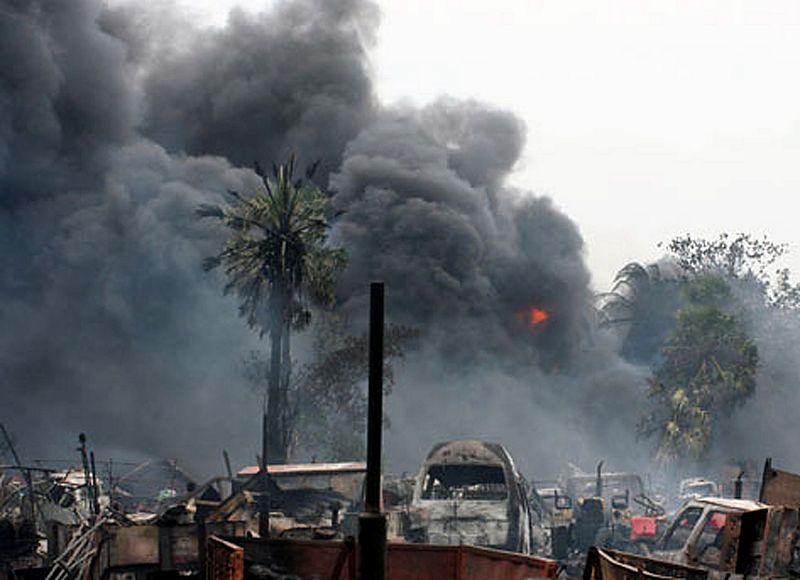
[139,0,378,182]
[329,100,650,476]
[0,0,377,473]
[330,100,591,369]
[710,285,800,474]
[1,0,654,480]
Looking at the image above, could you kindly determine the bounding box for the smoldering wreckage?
[4,285,800,580]
[6,421,800,580]
[3,0,800,578]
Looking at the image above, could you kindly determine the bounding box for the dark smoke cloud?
[0,0,377,473]
[1,0,652,480]
[331,99,592,369]
[329,100,650,476]
[0,0,136,207]
[140,0,378,181]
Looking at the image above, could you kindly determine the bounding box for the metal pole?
[259,412,270,541]
[359,282,387,580]
[365,282,384,513]
[108,459,114,507]
[735,470,744,500]
[78,433,94,516]
[90,451,100,516]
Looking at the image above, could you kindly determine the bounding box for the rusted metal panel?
[387,543,460,580]
[107,526,159,567]
[228,537,556,579]
[206,536,244,580]
[239,537,355,580]
[717,511,742,572]
[389,543,557,580]
[584,548,708,580]
[169,526,199,566]
[458,545,558,579]
[760,459,800,508]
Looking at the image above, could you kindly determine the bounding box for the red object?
[709,512,727,529]
[630,516,658,540]
[206,537,559,580]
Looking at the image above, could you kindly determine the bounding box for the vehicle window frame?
[692,510,728,566]
[660,506,705,552]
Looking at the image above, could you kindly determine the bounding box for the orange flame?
[529,307,550,326]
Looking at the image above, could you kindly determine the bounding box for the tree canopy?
[198,156,345,463]
[638,274,758,466]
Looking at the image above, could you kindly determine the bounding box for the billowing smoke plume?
[0,0,377,473]
[139,0,378,182]
[1,0,652,479]
[331,100,591,369]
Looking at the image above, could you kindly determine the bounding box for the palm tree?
[198,156,346,464]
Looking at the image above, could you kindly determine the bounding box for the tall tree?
[244,319,419,461]
[663,232,800,309]
[638,275,758,465]
[198,156,345,463]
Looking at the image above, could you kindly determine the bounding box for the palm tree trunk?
[281,322,292,461]
[267,285,288,465]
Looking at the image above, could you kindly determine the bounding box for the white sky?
[170,0,800,289]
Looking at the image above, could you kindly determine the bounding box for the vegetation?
[198,156,346,463]
[663,232,800,309]
[638,275,758,465]
[639,233,800,465]
[244,319,419,460]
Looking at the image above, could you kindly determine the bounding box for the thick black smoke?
[0,0,135,207]
[0,0,377,473]
[325,99,654,476]
[330,100,592,369]
[140,0,378,182]
[1,0,649,479]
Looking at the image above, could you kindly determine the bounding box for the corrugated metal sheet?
[237,462,366,477]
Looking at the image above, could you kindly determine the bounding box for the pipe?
[359,282,387,580]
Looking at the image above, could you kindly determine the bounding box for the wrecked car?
[404,440,542,554]
[679,478,719,504]
[647,495,800,577]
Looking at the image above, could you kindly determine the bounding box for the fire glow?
[516,306,550,328]
[529,307,550,326]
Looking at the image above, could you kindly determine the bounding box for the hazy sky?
[166,0,800,289]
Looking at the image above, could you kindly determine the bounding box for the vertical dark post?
[759,457,773,502]
[90,451,100,515]
[78,434,94,516]
[735,470,744,500]
[108,459,114,507]
[595,461,604,499]
[259,412,270,541]
[359,282,386,580]
[365,282,384,513]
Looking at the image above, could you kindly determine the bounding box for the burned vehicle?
[648,496,800,576]
[565,469,646,516]
[405,440,540,554]
[679,478,719,504]
[652,497,762,567]
[535,483,573,527]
